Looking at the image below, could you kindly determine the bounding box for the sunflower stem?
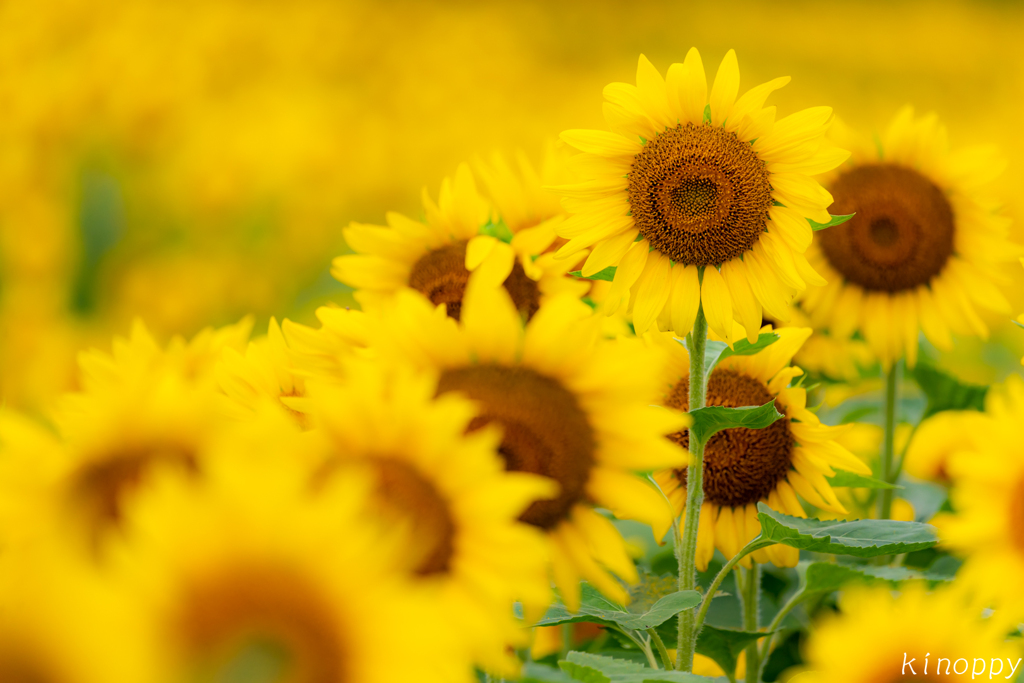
[878,363,899,520]
[740,565,761,683]
[675,305,708,671]
[648,628,673,670]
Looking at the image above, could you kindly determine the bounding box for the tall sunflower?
[800,108,1018,368]
[555,49,845,340]
[113,430,467,683]
[649,325,871,569]
[301,360,555,677]
[332,162,584,322]
[357,282,689,611]
[793,584,1016,683]
[935,375,1024,620]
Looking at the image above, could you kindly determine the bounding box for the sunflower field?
[3,1,1024,682]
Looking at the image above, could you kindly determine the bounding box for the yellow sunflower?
[301,359,554,677]
[793,584,1017,683]
[332,162,584,322]
[902,409,986,486]
[113,426,468,683]
[934,375,1024,620]
[764,304,875,383]
[356,281,689,611]
[555,49,845,340]
[649,325,872,569]
[800,108,1018,368]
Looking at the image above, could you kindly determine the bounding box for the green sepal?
[756,503,938,557]
[702,104,711,124]
[479,219,515,243]
[570,266,618,282]
[688,402,785,448]
[808,213,855,231]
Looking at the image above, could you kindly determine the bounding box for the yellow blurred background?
[2,0,1023,410]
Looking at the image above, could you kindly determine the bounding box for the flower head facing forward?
[556,49,846,341]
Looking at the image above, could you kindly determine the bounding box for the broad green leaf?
[756,503,939,557]
[559,652,725,683]
[695,625,764,680]
[808,213,855,231]
[827,469,903,490]
[911,362,987,419]
[570,267,617,282]
[689,402,784,447]
[896,475,948,523]
[797,560,951,595]
[524,662,575,683]
[535,583,700,631]
[681,333,779,381]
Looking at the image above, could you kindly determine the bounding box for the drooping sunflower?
[792,584,1016,683]
[934,375,1024,620]
[113,429,468,683]
[332,162,584,322]
[555,49,845,340]
[800,108,1018,368]
[301,359,554,677]
[358,282,689,610]
[649,325,871,569]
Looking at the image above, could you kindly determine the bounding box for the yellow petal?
[632,253,673,335]
[669,264,701,335]
[636,54,674,129]
[700,266,734,342]
[461,278,522,364]
[561,129,641,157]
[666,47,707,126]
[465,234,499,270]
[586,468,673,531]
[582,228,639,276]
[720,260,760,343]
[709,49,739,127]
[727,76,790,133]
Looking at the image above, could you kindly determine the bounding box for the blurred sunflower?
[302,360,554,677]
[801,108,1018,368]
[902,410,985,486]
[332,163,584,321]
[116,431,466,683]
[935,375,1024,620]
[360,282,688,610]
[555,49,845,339]
[650,325,871,569]
[792,584,1016,683]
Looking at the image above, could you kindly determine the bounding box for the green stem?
[648,628,674,670]
[692,538,772,640]
[878,363,899,520]
[741,565,761,683]
[757,588,806,681]
[676,305,708,671]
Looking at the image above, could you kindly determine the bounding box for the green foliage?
[827,469,903,490]
[807,213,855,231]
[756,503,939,557]
[684,333,780,380]
[797,561,951,595]
[896,475,948,523]
[694,625,764,680]
[558,652,726,682]
[524,662,575,682]
[703,104,711,124]
[689,402,784,448]
[479,218,514,243]
[570,266,618,282]
[535,583,701,632]
[911,362,987,419]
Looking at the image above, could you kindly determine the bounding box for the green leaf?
[524,662,575,683]
[827,469,903,490]
[702,104,711,124]
[695,625,764,680]
[798,560,951,595]
[535,584,700,631]
[896,475,948,523]
[688,402,785,447]
[682,333,780,380]
[911,362,987,419]
[808,213,855,231]
[559,652,725,682]
[570,266,618,282]
[756,503,939,557]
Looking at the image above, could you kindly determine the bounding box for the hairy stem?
[649,628,674,670]
[676,305,708,671]
[758,588,805,681]
[740,565,761,683]
[878,363,899,520]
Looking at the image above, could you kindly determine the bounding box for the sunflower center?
[177,565,348,683]
[819,164,955,292]
[71,446,197,535]
[628,123,773,266]
[371,459,456,576]
[407,240,540,321]
[665,368,793,506]
[437,365,596,530]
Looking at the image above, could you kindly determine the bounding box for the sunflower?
[934,375,1024,620]
[217,317,311,428]
[649,325,872,569]
[763,305,875,383]
[902,410,986,486]
[356,281,689,611]
[113,426,467,683]
[793,584,1017,683]
[332,162,585,322]
[301,359,554,676]
[555,49,845,340]
[800,108,1018,368]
